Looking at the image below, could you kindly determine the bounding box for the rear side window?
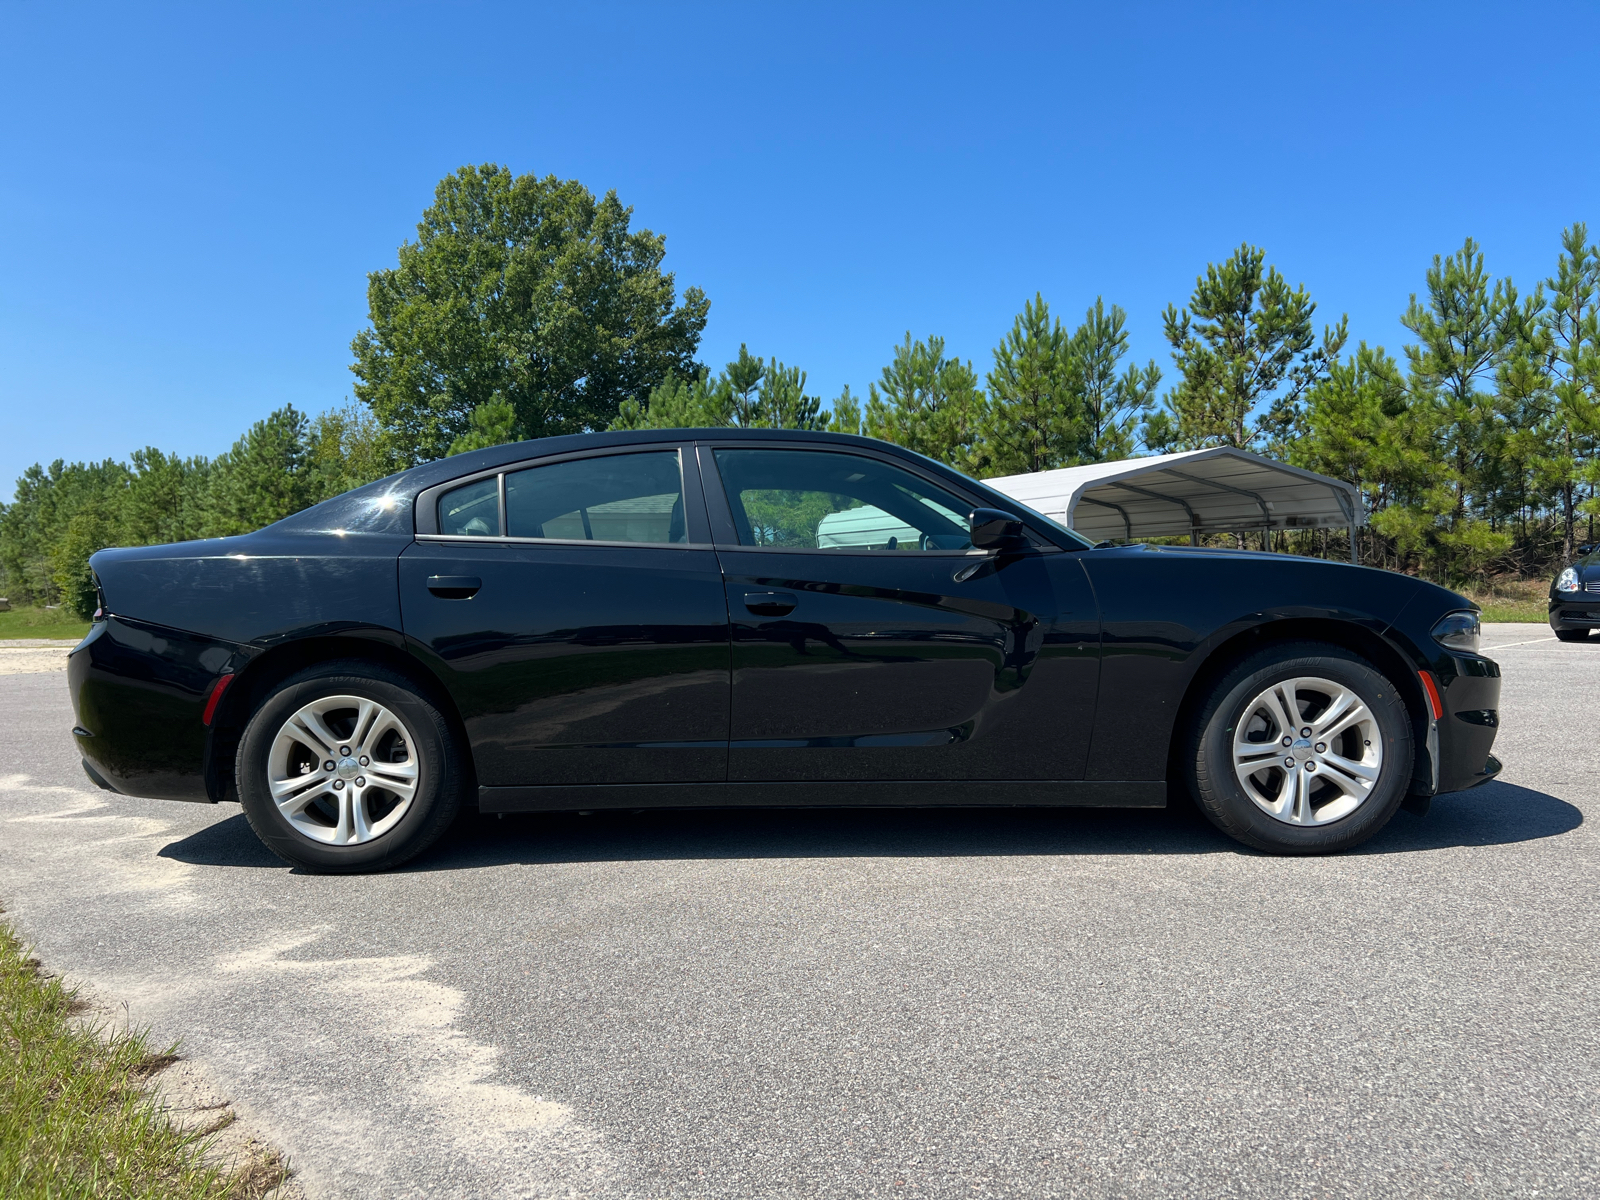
[506,451,687,543]
[438,477,500,537]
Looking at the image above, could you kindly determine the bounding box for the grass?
[0,915,287,1198]
[0,605,90,641]
[1463,577,1551,623]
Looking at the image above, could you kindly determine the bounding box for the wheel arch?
[205,635,475,804]
[1165,617,1430,799]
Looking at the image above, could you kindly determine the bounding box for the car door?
[700,442,1100,784]
[400,443,730,788]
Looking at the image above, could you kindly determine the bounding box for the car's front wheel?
[1554,628,1590,642]
[1188,642,1414,854]
[237,661,466,873]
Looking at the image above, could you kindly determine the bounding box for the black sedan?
[1550,545,1600,641]
[69,429,1502,871]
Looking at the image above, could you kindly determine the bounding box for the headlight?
[1556,567,1581,593]
[1431,610,1481,654]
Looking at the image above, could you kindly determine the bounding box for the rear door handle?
[427,575,481,599]
[743,590,797,616]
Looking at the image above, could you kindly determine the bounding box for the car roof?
[399,427,925,493]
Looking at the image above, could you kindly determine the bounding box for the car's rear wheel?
[1554,628,1590,642]
[1188,642,1414,855]
[237,661,465,873]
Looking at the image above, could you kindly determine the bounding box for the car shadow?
[158,780,1581,871]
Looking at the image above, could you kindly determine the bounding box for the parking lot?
[0,623,1595,1198]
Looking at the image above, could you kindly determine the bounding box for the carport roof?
[984,447,1363,542]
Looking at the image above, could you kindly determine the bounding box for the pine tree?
[1400,237,1526,576]
[202,406,313,537]
[1067,298,1161,462]
[982,295,1077,476]
[1151,244,1346,453]
[826,385,863,435]
[755,359,825,430]
[1537,223,1600,560]
[864,334,986,470]
[446,401,520,457]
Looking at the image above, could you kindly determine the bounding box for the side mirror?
[969,507,1027,551]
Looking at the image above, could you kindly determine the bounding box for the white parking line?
[1486,635,1560,650]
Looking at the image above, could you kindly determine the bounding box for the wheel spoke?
[1322,752,1379,783]
[274,777,330,817]
[365,761,417,799]
[1258,687,1296,742]
[293,709,341,756]
[1235,757,1275,792]
[1310,686,1358,735]
[347,700,375,750]
[1320,701,1371,743]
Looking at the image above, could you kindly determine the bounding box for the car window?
[505,451,687,543]
[437,477,501,537]
[712,448,973,551]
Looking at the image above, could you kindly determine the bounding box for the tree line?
[3,162,1596,618]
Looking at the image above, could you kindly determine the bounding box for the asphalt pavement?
[1,624,1595,1198]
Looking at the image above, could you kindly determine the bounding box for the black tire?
[1187,641,1414,855]
[1554,628,1590,642]
[236,660,466,873]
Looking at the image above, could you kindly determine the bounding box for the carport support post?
[1349,523,1358,565]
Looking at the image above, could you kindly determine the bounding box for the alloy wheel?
[267,695,421,844]
[1231,675,1384,826]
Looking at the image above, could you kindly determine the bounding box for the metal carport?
[984,447,1364,561]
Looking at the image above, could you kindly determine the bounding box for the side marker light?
[1418,670,1443,722]
[202,672,236,726]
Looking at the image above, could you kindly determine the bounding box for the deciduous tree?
[351,164,709,463]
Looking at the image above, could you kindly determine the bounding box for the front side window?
[712,448,973,551]
[506,451,687,543]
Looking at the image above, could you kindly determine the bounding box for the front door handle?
[427,575,481,599]
[743,590,797,616]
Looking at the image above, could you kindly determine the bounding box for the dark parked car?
[69,429,1502,871]
[1550,546,1600,641]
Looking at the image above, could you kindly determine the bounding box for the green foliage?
[308,402,405,496]
[826,385,863,435]
[202,406,313,538]
[864,334,986,470]
[608,344,828,432]
[982,295,1076,475]
[0,403,403,617]
[1533,223,1600,559]
[1,917,277,1198]
[447,400,520,457]
[0,605,91,640]
[350,164,709,463]
[1149,243,1347,453]
[1071,298,1161,462]
[1287,229,1600,585]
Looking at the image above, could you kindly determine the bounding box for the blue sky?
[2,2,1597,492]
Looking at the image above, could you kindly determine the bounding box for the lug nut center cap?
[336,756,361,781]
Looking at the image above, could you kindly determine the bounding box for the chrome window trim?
[415,533,716,551]
[710,543,990,558]
[697,440,1061,554]
[419,443,706,544]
